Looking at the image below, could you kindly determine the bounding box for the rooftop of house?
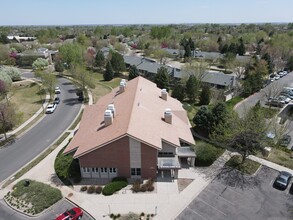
[64,76,194,158]
[202,71,235,86]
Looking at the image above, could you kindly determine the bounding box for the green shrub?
[95,186,102,194]
[102,181,127,196]
[195,142,225,166]
[87,185,95,194]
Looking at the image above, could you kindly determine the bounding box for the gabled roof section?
[64,76,194,158]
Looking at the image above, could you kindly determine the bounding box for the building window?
[101,167,107,173]
[109,168,117,173]
[92,167,99,173]
[83,167,90,173]
[131,168,141,176]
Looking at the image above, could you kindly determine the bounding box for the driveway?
[0,77,82,183]
[176,166,293,220]
[235,72,293,117]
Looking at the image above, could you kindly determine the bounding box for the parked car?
[55,207,83,220]
[54,97,60,104]
[274,75,280,80]
[279,134,291,147]
[278,95,291,104]
[273,171,292,190]
[280,92,293,99]
[55,86,61,94]
[46,103,57,114]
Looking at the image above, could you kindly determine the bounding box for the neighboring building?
[16,48,56,67]
[64,77,195,180]
[7,35,36,43]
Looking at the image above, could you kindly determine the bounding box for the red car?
[55,207,83,220]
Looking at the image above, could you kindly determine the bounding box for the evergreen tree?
[189,37,195,55]
[110,52,126,76]
[95,50,105,68]
[220,44,229,54]
[185,75,199,102]
[54,60,64,72]
[154,67,169,90]
[171,83,185,102]
[237,38,245,56]
[287,56,293,71]
[199,85,211,105]
[184,44,192,58]
[128,65,139,80]
[103,61,114,81]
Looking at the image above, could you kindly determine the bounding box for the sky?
[1,0,292,26]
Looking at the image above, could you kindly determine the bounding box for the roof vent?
[121,79,127,87]
[107,104,116,117]
[120,81,126,93]
[104,110,113,126]
[164,108,172,124]
[161,89,168,101]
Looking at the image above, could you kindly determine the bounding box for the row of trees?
[194,101,268,163]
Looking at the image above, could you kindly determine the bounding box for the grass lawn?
[10,82,42,125]
[259,107,279,119]
[257,148,293,169]
[182,102,201,125]
[193,140,225,166]
[226,96,244,111]
[226,155,261,175]
[9,179,62,214]
[90,72,122,88]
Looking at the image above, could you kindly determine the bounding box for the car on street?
[55,207,83,220]
[46,103,57,114]
[55,86,61,94]
[273,171,292,190]
[54,97,60,104]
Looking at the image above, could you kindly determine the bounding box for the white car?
[274,75,280,80]
[55,87,61,94]
[278,95,290,104]
[46,103,57,114]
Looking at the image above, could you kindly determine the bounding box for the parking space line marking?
[225,186,243,196]
[187,207,209,220]
[197,198,227,216]
[205,189,235,206]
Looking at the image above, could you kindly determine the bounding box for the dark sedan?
[273,171,292,190]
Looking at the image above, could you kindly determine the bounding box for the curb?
[65,197,96,220]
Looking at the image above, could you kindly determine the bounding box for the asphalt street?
[0,199,94,220]
[234,72,293,117]
[0,76,82,182]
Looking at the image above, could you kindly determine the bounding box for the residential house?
[64,77,195,180]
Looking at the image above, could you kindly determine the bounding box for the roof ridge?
[126,76,142,134]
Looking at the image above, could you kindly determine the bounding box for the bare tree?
[182,60,209,83]
[261,82,283,107]
[0,103,21,140]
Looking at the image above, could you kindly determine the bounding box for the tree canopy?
[154,67,170,90]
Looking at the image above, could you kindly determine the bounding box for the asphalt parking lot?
[176,166,293,220]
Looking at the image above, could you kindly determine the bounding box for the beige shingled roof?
[64,76,195,158]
